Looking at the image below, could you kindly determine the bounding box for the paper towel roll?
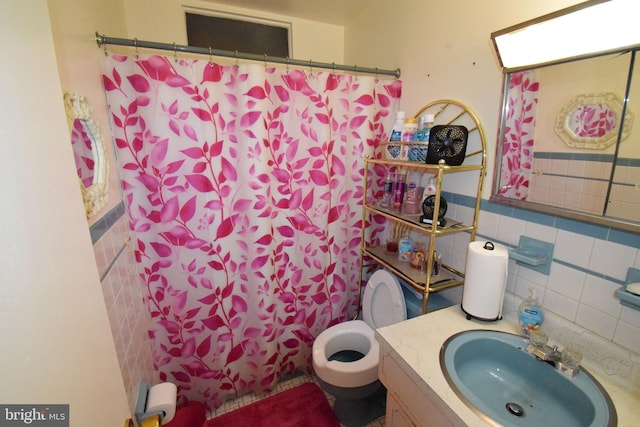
[462,241,509,321]
[146,382,177,423]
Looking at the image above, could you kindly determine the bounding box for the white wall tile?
[588,239,637,281]
[495,215,526,247]
[476,210,498,239]
[581,275,622,317]
[547,263,584,299]
[524,222,557,244]
[575,304,617,340]
[614,320,640,353]
[554,229,594,269]
[542,289,579,321]
[619,305,640,328]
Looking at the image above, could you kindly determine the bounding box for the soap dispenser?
[518,287,544,337]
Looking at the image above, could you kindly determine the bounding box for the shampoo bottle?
[390,111,405,142]
[518,288,544,337]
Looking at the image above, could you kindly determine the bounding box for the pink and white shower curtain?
[499,70,538,200]
[101,53,401,408]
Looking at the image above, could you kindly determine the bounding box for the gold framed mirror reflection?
[555,92,633,150]
[64,93,109,219]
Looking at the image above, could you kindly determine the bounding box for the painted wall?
[122,0,345,64]
[48,0,158,413]
[0,1,130,425]
[49,0,128,225]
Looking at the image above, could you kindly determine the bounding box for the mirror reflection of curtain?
[101,54,401,409]
[499,70,538,199]
[70,118,95,188]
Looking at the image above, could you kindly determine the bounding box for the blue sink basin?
[440,330,616,427]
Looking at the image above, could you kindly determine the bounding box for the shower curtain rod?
[95,32,401,78]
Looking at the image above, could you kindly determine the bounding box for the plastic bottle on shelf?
[393,170,407,212]
[398,235,413,263]
[413,115,427,142]
[389,111,405,142]
[404,171,421,214]
[402,117,418,142]
[422,114,435,142]
[380,168,395,209]
[422,175,437,201]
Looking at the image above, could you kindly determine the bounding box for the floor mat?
[205,382,340,427]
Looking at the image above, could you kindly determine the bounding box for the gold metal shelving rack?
[359,99,487,314]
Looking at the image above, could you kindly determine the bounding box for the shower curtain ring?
[354,65,358,80]
[133,38,138,59]
[173,42,177,62]
[235,50,239,68]
[286,57,289,74]
[209,46,213,67]
[309,59,313,76]
[264,53,268,69]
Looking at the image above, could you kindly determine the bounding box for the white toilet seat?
[312,320,379,388]
[312,269,407,389]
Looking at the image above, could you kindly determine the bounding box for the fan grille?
[426,125,468,165]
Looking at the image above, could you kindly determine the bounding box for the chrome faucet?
[527,342,561,365]
[525,331,582,378]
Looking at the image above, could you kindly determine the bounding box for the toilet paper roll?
[146,382,177,423]
[462,241,509,320]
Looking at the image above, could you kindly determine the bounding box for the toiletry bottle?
[421,175,437,203]
[393,170,407,212]
[413,115,426,142]
[402,117,418,142]
[390,111,405,142]
[518,288,544,337]
[404,171,421,214]
[398,235,413,263]
[380,168,395,209]
[422,114,435,142]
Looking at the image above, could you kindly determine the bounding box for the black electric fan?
[426,125,469,166]
[420,195,448,226]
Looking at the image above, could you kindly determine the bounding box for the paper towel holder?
[135,382,166,426]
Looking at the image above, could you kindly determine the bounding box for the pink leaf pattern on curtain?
[499,70,538,200]
[102,54,401,409]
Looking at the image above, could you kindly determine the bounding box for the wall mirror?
[491,47,640,233]
[64,93,109,219]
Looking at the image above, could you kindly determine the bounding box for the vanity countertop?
[375,305,640,426]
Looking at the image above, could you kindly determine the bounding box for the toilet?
[312,269,407,426]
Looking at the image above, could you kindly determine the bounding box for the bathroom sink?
[440,330,616,427]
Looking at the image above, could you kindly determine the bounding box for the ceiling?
[199,0,372,25]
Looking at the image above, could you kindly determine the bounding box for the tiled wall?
[529,152,640,223]
[439,192,640,355]
[90,203,157,412]
[529,152,612,215]
[610,158,640,222]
